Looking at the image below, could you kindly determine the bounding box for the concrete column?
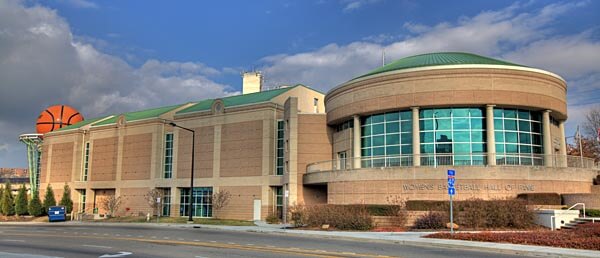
[486,105,496,166]
[542,110,553,167]
[411,107,420,167]
[352,115,361,169]
[558,120,568,167]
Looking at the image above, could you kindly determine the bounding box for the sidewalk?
[4,220,599,257]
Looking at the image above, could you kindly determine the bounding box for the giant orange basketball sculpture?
[36,105,84,134]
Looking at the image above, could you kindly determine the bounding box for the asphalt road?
[0,224,538,258]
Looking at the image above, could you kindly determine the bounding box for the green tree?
[14,185,28,216]
[0,181,15,215]
[59,184,73,213]
[42,185,56,214]
[28,190,43,217]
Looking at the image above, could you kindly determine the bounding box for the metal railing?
[306,153,599,173]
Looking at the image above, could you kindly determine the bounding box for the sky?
[0,0,599,168]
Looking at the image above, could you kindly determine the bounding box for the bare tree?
[211,189,231,219]
[100,195,122,217]
[583,106,600,139]
[145,189,164,217]
[579,106,600,162]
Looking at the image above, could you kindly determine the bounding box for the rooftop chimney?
[242,71,263,94]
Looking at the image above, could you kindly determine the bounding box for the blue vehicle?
[48,206,66,222]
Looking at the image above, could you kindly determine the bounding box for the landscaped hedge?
[289,204,373,230]
[516,193,561,205]
[410,198,535,229]
[585,209,600,217]
[406,200,447,211]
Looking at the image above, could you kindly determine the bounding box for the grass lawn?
[96,216,255,226]
[425,223,600,251]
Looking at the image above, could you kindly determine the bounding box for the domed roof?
[354,52,526,80]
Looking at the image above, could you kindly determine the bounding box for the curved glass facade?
[493,108,543,165]
[358,107,544,167]
[419,108,486,166]
[361,111,412,167]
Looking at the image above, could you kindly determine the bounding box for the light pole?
[167,122,195,222]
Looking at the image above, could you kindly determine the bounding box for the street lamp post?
[167,122,195,222]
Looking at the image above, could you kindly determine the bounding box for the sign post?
[447,169,456,234]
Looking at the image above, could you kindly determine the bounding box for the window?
[419,108,486,166]
[273,186,283,219]
[314,98,319,113]
[361,110,413,167]
[164,133,174,178]
[275,120,284,175]
[335,120,354,132]
[79,189,86,213]
[161,188,171,216]
[494,108,543,165]
[180,187,212,218]
[338,151,347,170]
[82,142,90,181]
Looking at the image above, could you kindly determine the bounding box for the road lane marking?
[1,232,399,258]
[2,239,25,242]
[83,244,112,249]
[99,251,133,257]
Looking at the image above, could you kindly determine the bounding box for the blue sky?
[0,0,599,167]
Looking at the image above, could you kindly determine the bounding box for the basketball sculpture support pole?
[19,134,43,195]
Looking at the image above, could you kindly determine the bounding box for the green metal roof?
[354,52,526,80]
[54,115,113,132]
[176,85,299,115]
[94,104,185,126]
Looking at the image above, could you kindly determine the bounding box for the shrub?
[290,205,373,230]
[593,175,600,185]
[516,193,561,205]
[385,195,408,227]
[59,184,73,213]
[28,190,43,217]
[585,209,600,217]
[14,185,28,216]
[0,181,15,216]
[453,198,534,229]
[413,211,446,229]
[265,212,280,224]
[288,204,307,227]
[42,185,56,214]
[406,200,447,211]
[363,205,395,216]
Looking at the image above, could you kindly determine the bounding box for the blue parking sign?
[448,187,456,195]
[447,170,455,176]
[447,177,455,187]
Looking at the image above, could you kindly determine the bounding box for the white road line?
[151,236,157,239]
[193,239,200,242]
[137,235,143,238]
[246,244,254,246]
[227,242,235,245]
[82,244,112,249]
[2,239,25,242]
[103,233,109,236]
[163,237,169,239]
[115,234,121,236]
[177,238,184,241]
[209,241,216,243]
[99,251,132,257]
[126,235,131,237]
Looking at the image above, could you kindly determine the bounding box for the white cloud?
[0,143,8,152]
[341,0,382,12]
[59,0,98,9]
[260,1,597,139]
[0,1,238,167]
